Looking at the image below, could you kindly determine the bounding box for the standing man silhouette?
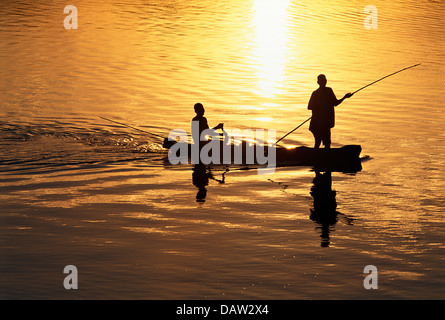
[308,75,353,149]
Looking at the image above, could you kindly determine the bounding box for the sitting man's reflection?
[192,164,226,202]
[310,171,338,247]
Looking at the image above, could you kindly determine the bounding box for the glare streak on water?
[0,0,444,299]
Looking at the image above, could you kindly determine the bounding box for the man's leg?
[314,137,321,149]
[324,140,331,149]
[312,131,321,149]
[323,131,331,149]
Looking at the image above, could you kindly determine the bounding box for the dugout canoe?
[274,144,362,172]
[163,138,362,172]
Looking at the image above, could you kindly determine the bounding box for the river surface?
[0,0,444,299]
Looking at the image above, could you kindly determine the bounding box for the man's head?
[194,103,205,116]
[317,74,327,87]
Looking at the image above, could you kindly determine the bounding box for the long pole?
[351,63,420,95]
[274,63,421,146]
[272,117,311,146]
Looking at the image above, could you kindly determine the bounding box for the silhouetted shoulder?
[327,87,335,94]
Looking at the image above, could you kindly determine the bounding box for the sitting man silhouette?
[191,103,224,142]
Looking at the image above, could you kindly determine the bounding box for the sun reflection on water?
[252,0,292,98]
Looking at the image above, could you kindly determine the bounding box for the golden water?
[0,0,444,299]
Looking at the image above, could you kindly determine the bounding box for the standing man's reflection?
[310,171,338,247]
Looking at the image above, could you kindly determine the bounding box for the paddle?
[273,63,421,146]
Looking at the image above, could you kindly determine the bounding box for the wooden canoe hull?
[275,145,362,172]
[163,138,362,172]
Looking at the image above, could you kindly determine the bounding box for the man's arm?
[332,89,353,106]
[201,116,223,131]
[212,123,224,130]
